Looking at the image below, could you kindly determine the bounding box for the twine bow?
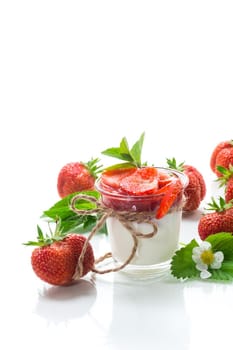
[69,194,158,280]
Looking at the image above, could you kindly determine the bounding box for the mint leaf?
[171,239,199,279]
[103,162,136,172]
[206,232,233,260]
[101,147,133,162]
[119,137,131,156]
[101,133,145,167]
[129,132,145,167]
[42,190,107,235]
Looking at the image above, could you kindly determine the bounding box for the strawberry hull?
[95,167,188,277]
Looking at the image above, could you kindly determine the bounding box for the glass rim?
[95,166,189,200]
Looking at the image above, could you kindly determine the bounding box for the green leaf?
[129,132,145,167]
[43,190,100,220]
[103,162,137,172]
[210,261,233,281]
[206,232,233,260]
[42,190,107,235]
[101,132,146,167]
[119,137,130,155]
[166,157,185,172]
[171,239,199,279]
[205,196,233,212]
[101,147,132,161]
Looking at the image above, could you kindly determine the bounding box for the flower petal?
[192,247,202,256]
[200,270,212,279]
[192,254,201,263]
[196,262,208,271]
[200,241,211,251]
[214,251,224,263]
[211,261,222,269]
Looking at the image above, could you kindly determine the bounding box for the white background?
[1,1,233,349]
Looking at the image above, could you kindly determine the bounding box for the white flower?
[192,241,224,279]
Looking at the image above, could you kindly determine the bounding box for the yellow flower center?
[201,250,214,265]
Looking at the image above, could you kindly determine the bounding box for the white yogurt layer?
[106,211,182,266]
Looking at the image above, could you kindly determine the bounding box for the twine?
[70,194,158,280]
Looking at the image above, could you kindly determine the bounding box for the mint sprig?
[42,190,107,235]
[171,233,233,281]
[101,132,145,169]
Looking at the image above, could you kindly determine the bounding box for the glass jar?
[95,167,188,278]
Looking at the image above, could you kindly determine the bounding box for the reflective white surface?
[1,1,233,349]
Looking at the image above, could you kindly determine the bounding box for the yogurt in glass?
[95,167,188,277]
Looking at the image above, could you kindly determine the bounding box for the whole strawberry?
[57,158,102,198]
[166,158,206,211]
[25,226,95,286]
[198,197,233,240]
[210,140,233,177]
[216,165,233,203]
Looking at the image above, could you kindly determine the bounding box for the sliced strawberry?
[156,178,183,219]
[101,167,136,189]
[120,167,159,195]
[158,170,174,188]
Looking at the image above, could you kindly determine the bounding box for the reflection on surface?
[184,281,233,349]
[105,274,190,350]
[34,279,97,324]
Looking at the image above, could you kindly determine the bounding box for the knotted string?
[69,194,158,280]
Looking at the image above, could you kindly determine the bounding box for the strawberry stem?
[205,196,233,212]
[166,157,185,172]
[83,158,103,179]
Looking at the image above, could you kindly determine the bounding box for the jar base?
[93,255,171,283]
[118,259,171,280]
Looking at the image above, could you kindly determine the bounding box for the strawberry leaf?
[210,261,233,281]
[171,233,233,281]
[166,157,185,172]
[170,239,199,279]
[206,232,233,260]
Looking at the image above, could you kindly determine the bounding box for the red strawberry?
[216,165,233,203]
[166,158,206,211]
[120,167,159,195]
[226,178,233,203]
[100,167,136,191]
[26,227,95,286]
[210,140,233,177]
[57,158,102,198]
[97,165,184,218]
[198,197,233,240]
[155,177,183,219]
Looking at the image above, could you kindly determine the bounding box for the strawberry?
[166,158,206,211]
[210,140,233,177]
[155,177,183,219]
[216,165,233,203]
[226,178,233,203]
[25,225,95,286]
[100,167,137,191]
[97,166,183,218]
[57,158,102,198]
[119,167,159,195]
[198,197,233,240]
